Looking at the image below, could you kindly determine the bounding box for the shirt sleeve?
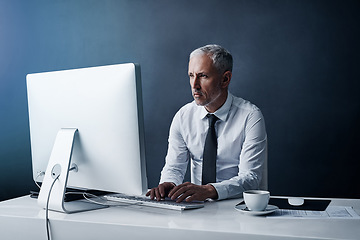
[159,110,189,186]
[211,109,267,200]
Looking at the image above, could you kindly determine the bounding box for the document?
[267,206,360,219]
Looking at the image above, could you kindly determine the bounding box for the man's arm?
[211,109,267,200]
[149,110,189,201]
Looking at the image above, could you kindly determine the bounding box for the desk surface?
[1,195,360,240]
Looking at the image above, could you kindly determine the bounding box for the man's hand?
[146,182,175,201]
[168,182,218,203]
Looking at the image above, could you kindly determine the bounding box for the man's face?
[188,54,228,113]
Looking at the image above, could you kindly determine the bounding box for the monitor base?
[37,128,106,213]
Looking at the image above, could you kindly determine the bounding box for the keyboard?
[104,193,204,211]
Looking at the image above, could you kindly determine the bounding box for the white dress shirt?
[160,92,267,200]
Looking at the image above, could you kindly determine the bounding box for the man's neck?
[204,91,228,113]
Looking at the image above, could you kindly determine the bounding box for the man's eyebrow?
[188,71,209,77]
[197,72,208,76]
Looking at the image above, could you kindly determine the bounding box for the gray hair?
[190,44,233,73]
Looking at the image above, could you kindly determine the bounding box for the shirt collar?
[199,92,233,121]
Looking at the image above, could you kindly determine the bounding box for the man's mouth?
[193,91,203,98]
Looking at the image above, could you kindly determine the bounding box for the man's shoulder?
[171,101,200,127]
[177,100,199,115]
[231,94,261,113]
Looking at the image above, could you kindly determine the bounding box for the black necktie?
[202,114,218,185]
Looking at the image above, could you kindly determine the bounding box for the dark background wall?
[1,0,359,201]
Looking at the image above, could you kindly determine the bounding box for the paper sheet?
[267,206,360,219]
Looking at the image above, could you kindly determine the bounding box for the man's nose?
[192,75,201,89]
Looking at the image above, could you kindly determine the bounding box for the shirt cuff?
[209,182,228,200]
[159,178,182,186]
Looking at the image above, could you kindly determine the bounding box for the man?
[146,44,267,202]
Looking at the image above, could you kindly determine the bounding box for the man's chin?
[194,99,207,106]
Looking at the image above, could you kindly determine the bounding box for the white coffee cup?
[243,190,270,211]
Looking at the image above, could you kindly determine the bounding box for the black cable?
[46,176,59,240]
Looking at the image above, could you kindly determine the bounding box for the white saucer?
[235,204,279,215]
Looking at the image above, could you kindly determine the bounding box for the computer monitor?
[26,63,147,213]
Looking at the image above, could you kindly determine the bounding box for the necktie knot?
[207,114,218,127]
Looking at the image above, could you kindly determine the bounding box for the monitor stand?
[37,128,107,213]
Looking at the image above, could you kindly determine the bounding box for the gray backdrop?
[1,0,359,201]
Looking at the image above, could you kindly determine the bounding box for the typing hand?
[146,182,175,201]
[168,182,218,203]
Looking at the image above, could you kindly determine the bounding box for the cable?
[65,191,109,206]
[83,193,139,207]
[81,193,110,206]
[45,175,59,240]
[35,171,45,189]
[44,185,131,240]
[65,191,130,206]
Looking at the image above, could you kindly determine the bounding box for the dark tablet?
[269,197,331,211]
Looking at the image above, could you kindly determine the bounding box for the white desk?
[0,195,359,240]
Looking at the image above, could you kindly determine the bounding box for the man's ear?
[221,71,232,88]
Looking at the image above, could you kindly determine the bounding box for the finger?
[147,188,155,200]
[158,184,166,198]
[170,186,189,201]
[184,193,198,202]
[176,190,194,203]
[168,182,189,197]
[155,187,162,201]
[168,185,180,198]
[146,188,154,197]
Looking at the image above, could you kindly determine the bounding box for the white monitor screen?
[27,63,147,196]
